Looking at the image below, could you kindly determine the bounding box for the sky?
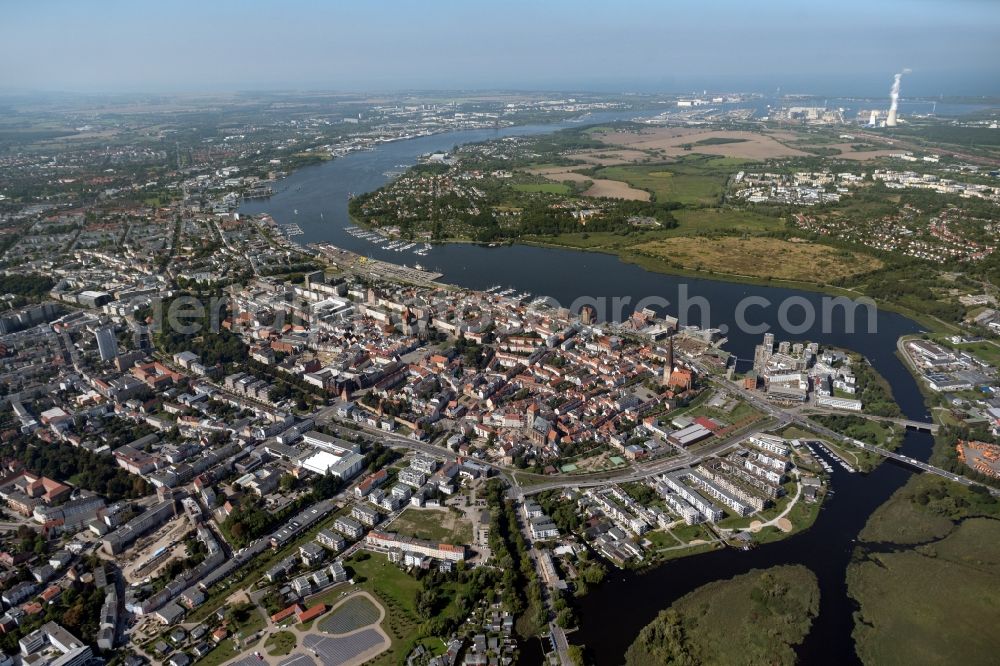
[3,0,1000,96]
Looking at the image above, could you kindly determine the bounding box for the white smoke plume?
[889,68,911,116]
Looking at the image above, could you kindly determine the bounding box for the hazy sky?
[4,0,999,95]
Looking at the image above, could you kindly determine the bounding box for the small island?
[625,565,820,666]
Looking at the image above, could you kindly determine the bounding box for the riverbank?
[342,214,957,338]
[624,565,820,666]
[519,234,960,335]
[848,474,1000,665]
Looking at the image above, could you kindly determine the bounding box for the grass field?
[668,523,713,543]
[671,208,786,235]
[629,236,881,282]
[849,475,1000,664]
[264,631,296,656]
[520,208,784,249]
[651,541,721,563]
[858,474,1000,545]
[643,529,680,548]
[625,565,819,666]
[932,335,1000,368]
[859,487,956,544]
[511,182,572,195]
[387,507,473,545]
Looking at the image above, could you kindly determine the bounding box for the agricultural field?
[597,127,809,159]
[595,165,726,206]
[528,165,650,200]
[511,182,573,195]
[595,127,811,159]
[629,236,881,282]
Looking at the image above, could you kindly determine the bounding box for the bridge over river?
[801,407,940,434]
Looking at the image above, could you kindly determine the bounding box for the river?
[240,116,936,664]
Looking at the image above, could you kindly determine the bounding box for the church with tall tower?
[662,336,694,391]
[662,336,675,385]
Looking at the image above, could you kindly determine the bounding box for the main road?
[314,355,990,502]
[694,364,998,495]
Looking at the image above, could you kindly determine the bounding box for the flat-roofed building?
[365,530,466,563]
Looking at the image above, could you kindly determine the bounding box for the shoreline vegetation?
[848,475,1000,665]
[624,565,820,666]
[347,210,956,334]
[517,233,959,334]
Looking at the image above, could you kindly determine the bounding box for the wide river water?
[240,114,935,664]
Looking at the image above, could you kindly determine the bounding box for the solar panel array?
[302,629,386,666]
[317,597,380,635]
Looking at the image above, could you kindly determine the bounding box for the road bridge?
[802,407,939,434]
[705,372,997,496]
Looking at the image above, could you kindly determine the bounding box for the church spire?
[663,336,675,385]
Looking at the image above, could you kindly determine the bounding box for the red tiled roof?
[297,604,327,623]
[270,604,302,623]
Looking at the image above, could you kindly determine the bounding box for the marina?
[343,225,434,255]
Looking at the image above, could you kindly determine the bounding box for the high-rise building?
[94,326,118,362]
[754,333,776,372]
